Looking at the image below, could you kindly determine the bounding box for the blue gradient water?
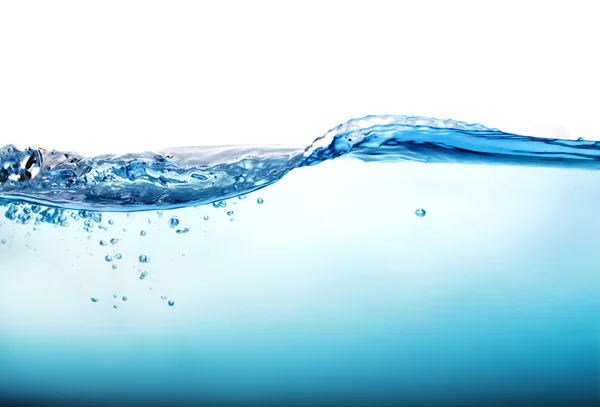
[1,115,600,406]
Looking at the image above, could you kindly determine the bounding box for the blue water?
[1,115,600,406]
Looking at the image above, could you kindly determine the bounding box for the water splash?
[1,114,598,212]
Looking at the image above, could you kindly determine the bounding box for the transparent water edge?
[2,114,600,405]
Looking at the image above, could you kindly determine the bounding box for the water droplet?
[578,137,585,141]
[91,297,98,303]
[105,255,113,262]
[140,230,146,236]
[122,296,128,301]
[114,253,122,260]
[415,209,426,217]
[113,304,118,309]
[108,219,114,225]
[110,238,119,244]
[168,300,175,307]
[99,240,108,246]
[139,255,149,263]
[257,198,264,204]
[176,227,190,234]
[227,211,234,216]
[161,296,167,300]
[169,217,179,228]
[203,216,209,221]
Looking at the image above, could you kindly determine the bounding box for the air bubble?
[139,255,149,263]
[203,216,209,221]
[91,297,98,303]
[114,253,122,260]
[176,227,190,234]
[110,238,119,245]
[105,255,113,262]
[99,240,108,246]
[257,198,264,204]
[169,217,179,228]
[227,211,234,216]
[140,230,146,236]
[108,219,114,225]
[415,209,426,217]
[122,296,128,301]
[168,300,175,307]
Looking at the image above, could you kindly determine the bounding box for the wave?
[1,115,598,212]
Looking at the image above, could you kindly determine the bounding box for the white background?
[0,1,598,155]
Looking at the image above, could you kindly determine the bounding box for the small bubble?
[99,240,108,246]
[113,294,118,298]
[139,255,149,263]
[168,300,175,307]
[157,211,164,218]
[213,200,227,208]
[161,295,167,300]
[203,216,209,221]
[113,304,118,309]
[257,198,264,204]
[238,195,247,200]
[176,227,190,234]
[169,217,179,228]
[140,230,146,236]
[227,211,234,216]
[230,218,234,222]
[415,209,426,217]
[110,238,119,245]
[122,228,127,232]
[112,264,118,269]
[108,219,114,225]
[91,297,99,303]
[114,253,122,260]
[1,239,6,244]
[105,255,113,262]
[122,296,128,301]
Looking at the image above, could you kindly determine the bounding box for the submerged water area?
[1,116,600,406]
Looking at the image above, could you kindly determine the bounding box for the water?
[1,115,600,406]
